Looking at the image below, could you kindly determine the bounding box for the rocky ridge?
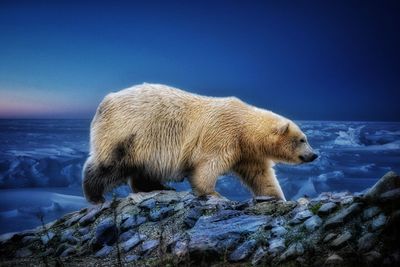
[1,172,400,266]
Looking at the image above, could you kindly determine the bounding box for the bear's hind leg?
[189,160,227,197]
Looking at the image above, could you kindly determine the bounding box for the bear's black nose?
[299,153,318,162]
[310,153,318,161]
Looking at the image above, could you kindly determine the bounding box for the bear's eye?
[299,138,305,143]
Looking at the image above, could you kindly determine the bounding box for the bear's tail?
[82,157,106,204]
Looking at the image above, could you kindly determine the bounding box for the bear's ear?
[274,122,290,135]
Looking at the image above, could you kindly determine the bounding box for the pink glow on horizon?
[0,89,94,118]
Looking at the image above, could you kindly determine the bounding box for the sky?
[0,0,399,121]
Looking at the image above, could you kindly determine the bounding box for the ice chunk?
[334,126,365,147]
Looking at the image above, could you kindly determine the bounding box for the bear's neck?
[239,117,277,160]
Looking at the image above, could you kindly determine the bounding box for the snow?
[0,188,87,234]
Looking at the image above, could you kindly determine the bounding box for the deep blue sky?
[0,0,399,120]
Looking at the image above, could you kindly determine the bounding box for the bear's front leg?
[234,160,286,201]
[82,158,106,204]
[257,167,286,201]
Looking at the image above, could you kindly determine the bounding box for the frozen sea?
[0,119,399,234]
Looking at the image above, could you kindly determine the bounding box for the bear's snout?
[299,153,318,163]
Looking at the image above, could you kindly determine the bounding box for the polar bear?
[82,83,317,203]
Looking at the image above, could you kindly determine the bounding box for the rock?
[295,209,314,220]
[139,198,157,210]
[43,221,57,231]
[251,246,267,266]
[268,238,286,255]
[15,247,32,257]
[61,229,78,244]
[122,234,145,252]
[121,213,131,222]
[297,197,310,206]
[363,251,381,265]
[271,217,286,227]
[125,254,140,263]
[271,226,288,237]
[358,232,378,252]
[378,188,400,204]
[121,215,147,230]
[7,230,36,243]
[78,227,90,236]
[173,240,188,257]
[21,235,39,244]
[64,213,85,227]
[323,233,337,243]
[363,171,400,202]
[296,257,306,264]
[119,230,135,242]
[318,202,337,216]
[203,195,231,206]
[190,232,241,257]
[340,196,354,205]
[333,191,352,199]
[304,215,322,231]
[173,202,185,211]
[250,200,297,216]
[80,233,92,243]
[93,218,118,248]
[60,247,75,257]
[383,251,400,266]
[149,207,174,221]
[331,192,352,204]
[370,213,387,231]
[324,203,362,229]
[313,192,331,202]
[325,253,343,265]
[229,239,257,262]
[362,206,381,221]
[0,233,16,245]
[140,240,160,254]
[388,210,400,228]
[41,231,55,245]
[166,233,184,248]
[188,210,269,255]
[330,231,352,248]
[254,196,277,203]
[156,191,183,203]
[42,247,55,256]
[233,199,254,210]
[128,191,160,204]
[181,193,196,204]
[79,207,101,226]
[99,201,112,212]
[55,243,69,256]
[95,245,113,257]
[184,207,202,228]
[1,188,399,266]
[280,242,304,261]
[290,209,313,225]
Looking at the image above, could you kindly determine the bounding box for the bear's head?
[269,120,318,164]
